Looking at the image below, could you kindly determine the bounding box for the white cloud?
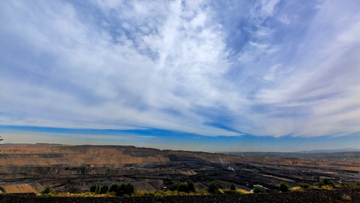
[0,0,239,137]
[263,64,281,81]
[261,0,281,17]
[278,15,290,24]
[230,1,360,137]
[1,0,360,139]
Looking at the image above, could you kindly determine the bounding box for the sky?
[1,0,360,152]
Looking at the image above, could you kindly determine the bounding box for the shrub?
[124,182,135,195]
[323,179,336,188]
[96,185,102,194]
[186,179,196,192]
[116,184,126,196]
[90,184,97,193]
[253,186,265,194]
[154,193,164,202]
[269,189,279,193]
[116,182,135,196]
[208,181,219,194]
[169,182,179,191]
[109,184,119,192]
[230,183,236,190]
[321,185,333,190]
[41,186,51,195]
[299,183,311,189]
[71,188,83,194]
[144,191,155,196]
[316,181,325,187]
[339,182,351,188]
[168,180,195,193]
[178,182,189,193]
[100,185,108,194]
[223,189,237,194]
[279,182,289,192]
[355,181,360,188]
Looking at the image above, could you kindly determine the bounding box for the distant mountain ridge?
[224,150,360,162]
[221,148,360,154]
[297,148,360,153]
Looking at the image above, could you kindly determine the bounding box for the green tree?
[100,185,108,194]
[279,182,289,192]
[253,186,265,194]
[95,185,101,194]
[169,181,179,191]
[208,181,219,194]
[90,184,97,193]
[116,183,125,196]
[230,183,236,190]
[41,186,51,195]
[124,182,135,195]
[178,182,189,193]
[187,180,196,192]
[109,184,119,192]
[116,182,135,196]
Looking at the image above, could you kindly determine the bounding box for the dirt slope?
[2,184,37,193]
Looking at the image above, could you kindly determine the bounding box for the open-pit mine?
[0,143,359,194]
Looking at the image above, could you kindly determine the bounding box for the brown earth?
[1,184,37,193]
[0,144,359,194]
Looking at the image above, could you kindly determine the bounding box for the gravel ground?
[0,189,359,203]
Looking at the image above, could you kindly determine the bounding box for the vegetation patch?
[279,182,289,193]
[253,186,266,194]
[208,181,219,194]
[89,182,135,196]
[299,183,311,190]
[168,179,196,193]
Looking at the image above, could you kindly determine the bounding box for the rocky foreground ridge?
[0,189,359,203]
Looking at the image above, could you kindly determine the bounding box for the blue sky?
[1,0,360,152]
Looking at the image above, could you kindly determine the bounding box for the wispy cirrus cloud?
[0,0,360,140]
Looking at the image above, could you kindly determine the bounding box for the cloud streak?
[1,0,360,139]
